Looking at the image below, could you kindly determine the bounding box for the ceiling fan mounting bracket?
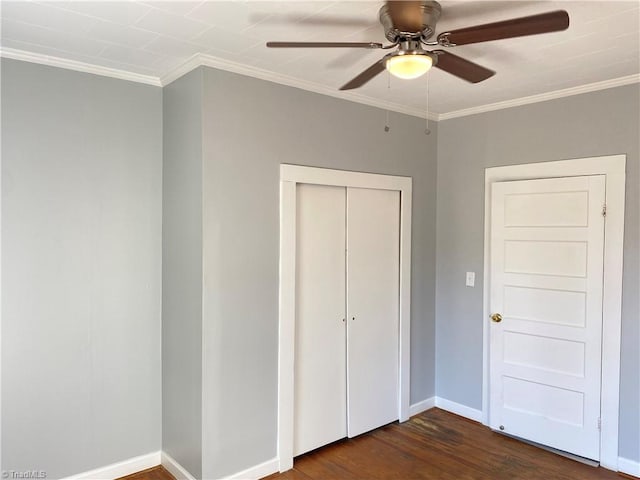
[392,40,437,64]
[435,33,456,47]
[398,39,425,52]
[379,1,442,43]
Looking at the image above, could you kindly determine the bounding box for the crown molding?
[0,47,161,87]
[2,47,638,122]
[437,74,640,121]
[161,53,436,120]
[159,53,202,87]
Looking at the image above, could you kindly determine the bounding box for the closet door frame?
[278,164,412,472]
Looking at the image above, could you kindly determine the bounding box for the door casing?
[278,164,412,472]
[482,154,626,471]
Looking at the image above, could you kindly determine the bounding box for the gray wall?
[5,56,634,479]
[162,69,204,478]
[436,84,640,461]
[199,66,438,478]
[1,59,162,478]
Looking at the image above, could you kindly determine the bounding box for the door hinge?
[602,204,607,217]
[597,417,601,430]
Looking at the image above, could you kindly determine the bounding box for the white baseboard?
[409,396,436,417]
[222,457,279,480]
[62,451,161,480]
[161,451,197,480]
[408,396,482,423]
[434,397,483,423]
[161,451,277,480]
[618,457,640,477]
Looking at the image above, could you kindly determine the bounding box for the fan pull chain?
[425,73,431,135]
[385,71,391,132]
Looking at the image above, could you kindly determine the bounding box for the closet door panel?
[294,184,347,456]
[346,187,400,437]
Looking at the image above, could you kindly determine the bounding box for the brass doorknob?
[491,313,503,323]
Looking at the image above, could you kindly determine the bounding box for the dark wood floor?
[119,409,632,480]
[117,466,174,480]
[264,408,629,480]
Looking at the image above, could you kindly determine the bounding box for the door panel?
[294,184,347,456]
[504,240,587,277]
[503,286,586,327]
[346,187,400,438]
[503,332,585,376]
[503,191,589,226]
[502,377,585,426]
[489,175,605,460]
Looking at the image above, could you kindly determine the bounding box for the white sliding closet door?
[346,187,400,437]
[294,184,347,456]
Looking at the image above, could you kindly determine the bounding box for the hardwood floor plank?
[296,435,439,480]
[263,468,314,480]
[371,420,498,480]
[116,465,175,480]
[373,414,534,479]
[266,408,625,480]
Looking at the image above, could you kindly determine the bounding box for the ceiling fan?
[266,1,569,90]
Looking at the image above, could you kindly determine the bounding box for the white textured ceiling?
[1,1,639,117]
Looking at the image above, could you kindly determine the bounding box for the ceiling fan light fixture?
[385,53,433,80]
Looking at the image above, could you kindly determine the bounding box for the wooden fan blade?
[433,51,495,83]
[266,41,382,49]
[439,10,569,46]
[339,59,387,90]
[386,1,424,32]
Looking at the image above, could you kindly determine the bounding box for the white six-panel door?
[346,187,400,437]
[489,175,606,460]
[294,184,347,456]
[294,184,400,456]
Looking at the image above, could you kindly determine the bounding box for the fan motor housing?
[379,1,442,42]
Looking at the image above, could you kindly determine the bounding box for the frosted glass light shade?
[386,54,433,80]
